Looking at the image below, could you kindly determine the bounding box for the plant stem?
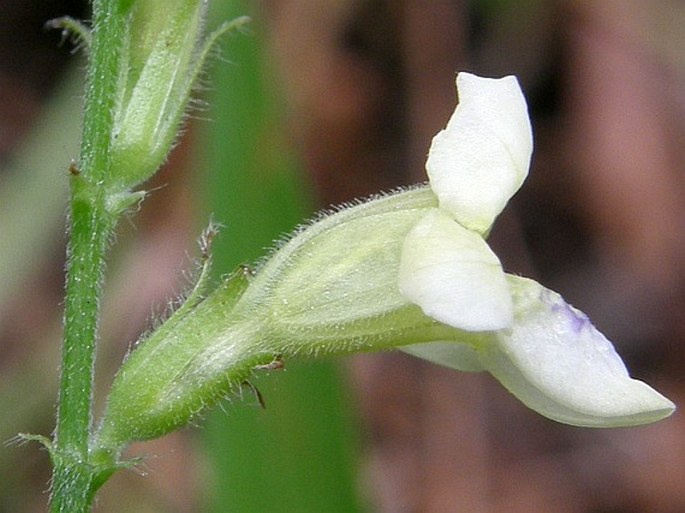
[51,1,124,511]
[50,460,101,513]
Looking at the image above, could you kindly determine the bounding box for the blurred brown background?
[2,1,684,512]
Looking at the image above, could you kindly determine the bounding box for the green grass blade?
[197,2,365,512]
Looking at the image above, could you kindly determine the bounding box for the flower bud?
[107,0,205,191]
[107,2,246,192]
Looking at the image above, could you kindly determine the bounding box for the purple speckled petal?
[478,275,675,427]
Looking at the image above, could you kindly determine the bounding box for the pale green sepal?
[105,190,147,217]
[244,195,429,323]
[398,209,513,332]
[192,16,251,84]
[96,267,256,449]
[234,187,437,322]
[426,73,532,234]
[400,341,485,372]
[480,275,676,427]
[234,187,457,355]
[137,224,218,345]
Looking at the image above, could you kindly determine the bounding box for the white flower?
[398,72,675,427]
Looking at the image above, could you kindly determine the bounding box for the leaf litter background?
[1,1,684,512]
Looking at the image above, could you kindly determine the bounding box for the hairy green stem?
[50,460,100,513]
[51,1,124,511]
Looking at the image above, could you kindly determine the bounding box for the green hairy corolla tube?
[95,187,461,451]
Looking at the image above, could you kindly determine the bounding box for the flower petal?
[426,73,533,234]
[479,275,676,427]
[398,209,513,331]
[400,341,485,372]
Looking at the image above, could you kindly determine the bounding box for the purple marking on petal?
[543,290,590,333]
